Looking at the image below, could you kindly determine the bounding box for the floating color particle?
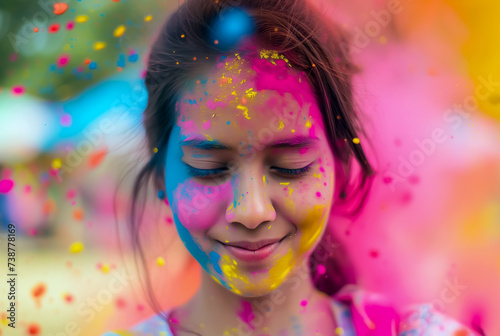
[48,23,60,33]
[88,148,107,168]
[352,137,360,144]
[24,185,31,193]
[93,42,106,50]
[10,53,18,61]
[57,54,70,67]
[52,158,62,169]
[137,304,145,311]
[70,241,84,253]
[60,113,72,126]
[88,61,97,69]
[34,27,39,33]
[316,191,321,197]
[53,2,68,15]
[369,250,379,258]
[144,15,152,22]
[84,58,91,65]
[42,199,56,214]
[113,25,126,37]
[335,327,344,335]
[31,282,47,308]
[11,85,25,96]
[75,15,88,23]
[63,292,73,303]
[300,300,308,306]
[66,189,76,199]
[116,297,126,308]
[317,264,326,275]
[73,208,83,220]
[0,179,14,193]
[66,21,74,30]
[157,257,165,266]
[101,263,110,273]
[27,322,41,335]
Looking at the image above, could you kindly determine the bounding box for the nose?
[226,174,276,230]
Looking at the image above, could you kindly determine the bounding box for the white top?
[101,289,480,336]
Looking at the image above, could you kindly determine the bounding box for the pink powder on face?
[206,99,227,109]
[202,120,211,130]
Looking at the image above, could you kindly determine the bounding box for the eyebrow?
[179,135,320,150]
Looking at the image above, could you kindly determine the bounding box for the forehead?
[175,51,325,144]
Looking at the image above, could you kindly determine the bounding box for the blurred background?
[0,0,499,335]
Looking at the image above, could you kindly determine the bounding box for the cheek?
[173,181,233,231]
[283,163,334,254]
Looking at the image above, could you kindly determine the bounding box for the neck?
[169,259,337,335]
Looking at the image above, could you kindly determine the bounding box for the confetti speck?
[0,179,14,193]
[70,241,84,254]
[113,25,126,37]
[93,42,106,50]
[75,15,88,23]
[11,85,25,96]
[48,23,60,33]
[53,2,68,15]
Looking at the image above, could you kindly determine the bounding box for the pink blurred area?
[0,0,498,335]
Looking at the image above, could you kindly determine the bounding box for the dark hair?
[127,0,375,322]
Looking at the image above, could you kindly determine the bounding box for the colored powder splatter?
[157,257,165,266]
[53,2,68,15]
[34,27,39,33]
[317,264,326,275]
[63,292,73,303]
[94,42,106,50]
[42,199,56,214]
[52,158,62,169]
[31,283,47,308]
[88,61,97,69]
[113,25,126,37]
[66,21,74,30]
[88,148,107,168]
[24,185,31,193]
[116,297,126,308]
[75,15,88,23]
[144,15,153,22]
[237,301,255,329]
[137,304,145,311]
[73,208,83,220]
[101,263,110,273]
[11,85,25,96]
[48,23,60,33]
[369,250,379,258]
[66,189,76,199]
[0,179,14,193]
[202,120,211,130]
[84,58,91,65]
[57,54,70,67]
[300,300,308,306]
[60,113,72,126]
[27,323,41,335]
[69,241,84,253]
[316,191,321,197]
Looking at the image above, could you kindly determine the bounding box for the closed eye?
[185,162,314,179]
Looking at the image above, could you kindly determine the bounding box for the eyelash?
[186,163,314,179]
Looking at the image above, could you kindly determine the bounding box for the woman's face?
[164,51,336,297]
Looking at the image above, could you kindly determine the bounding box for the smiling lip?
[219,238,284,263]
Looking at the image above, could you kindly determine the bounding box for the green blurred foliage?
[0,0,176,101]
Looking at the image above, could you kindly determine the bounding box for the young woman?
[103,0,481,335]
